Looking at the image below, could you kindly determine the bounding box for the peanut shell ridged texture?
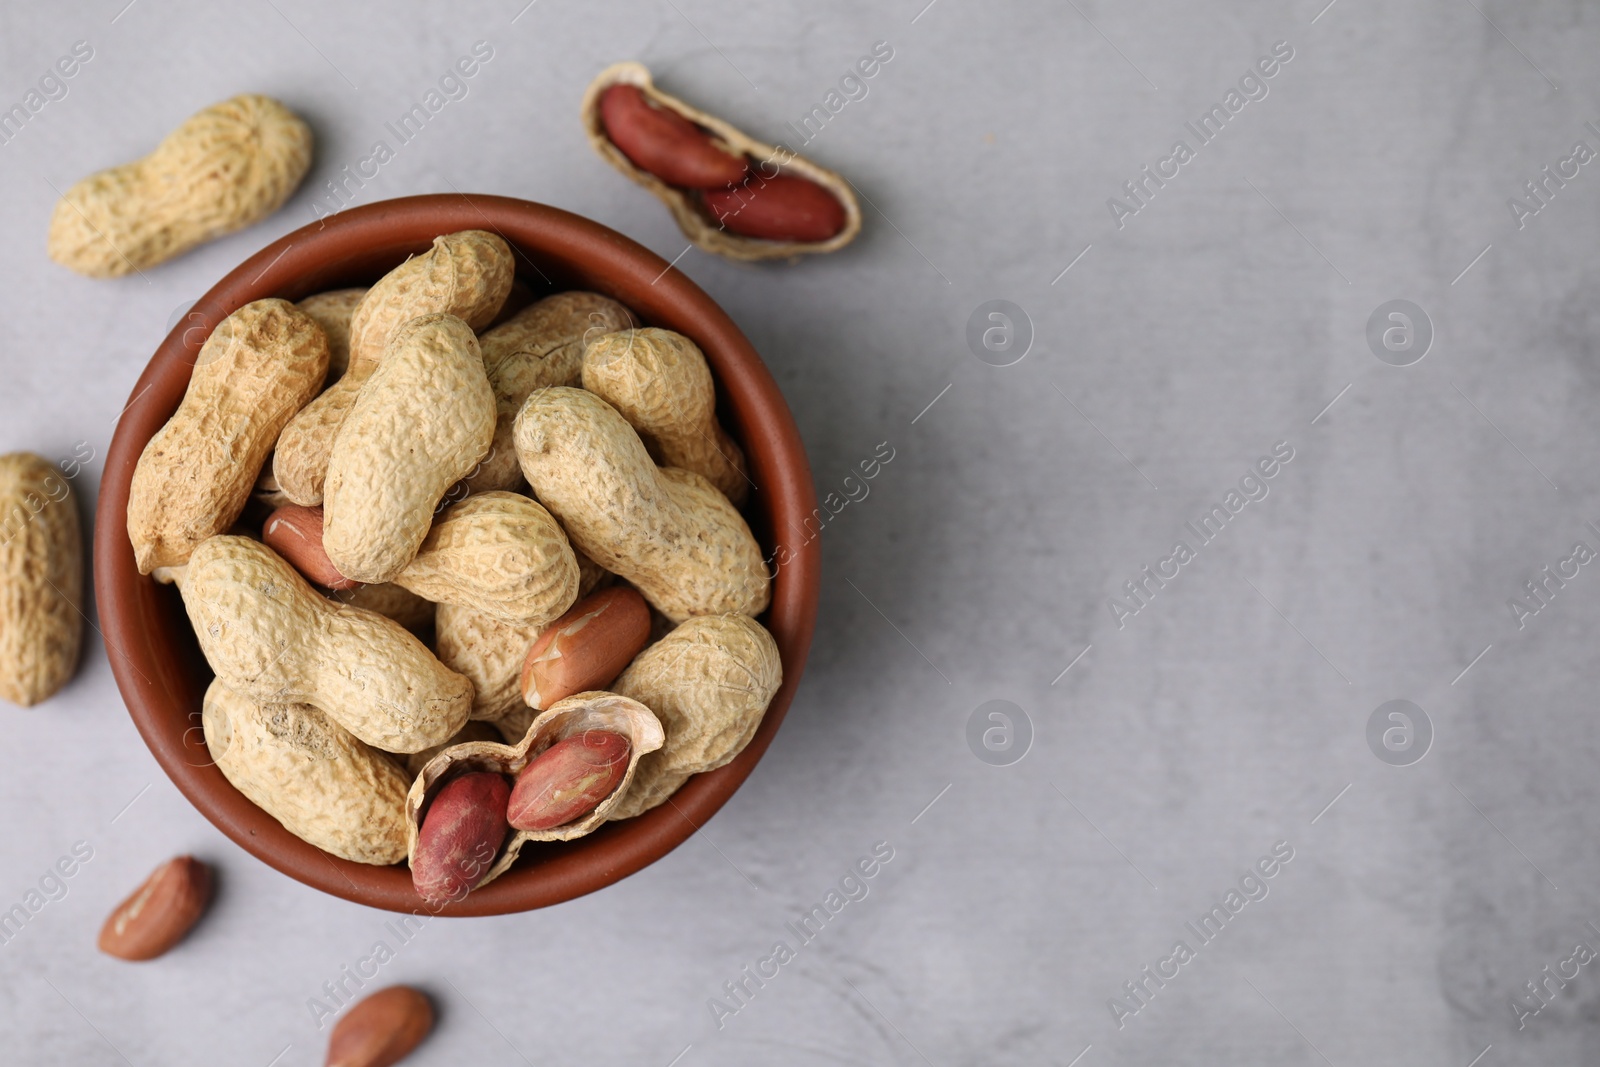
[127,298,328,573]
[435,551,609,722]
[469,292,636,493]
[394,491,577,625]
[323,314,497,584]
[0,453,83,706]
[327,582,434,632]
[609,614,781,819]
[202,681,410,864]
[579,63,860,262]
[48,94,312,278]
[274,231,513,506]
[513,387,769,623]
[295,287,366,381]
[180,536,470,753]
[582,328,748,505]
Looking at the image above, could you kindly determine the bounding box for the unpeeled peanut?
[262,504,357,590]
[323,314,496,584]
[48,95,312,277]
[391,491,577,625]
[128,298,328,573]
[202,681,411,865]
[97,856,213,961]
[507,730,632,830]
[180,536,471,753]
[513,387,769,622]
[520,586,650,710]
[581,328,749,505]
[325,985,434,1067]
[705,173,847,242]
[412,771,510,904]
[0,453,83,707]
[274,231,513,506]
[296,288,367,382]
[599,84,748,188]
[469,292,635,494]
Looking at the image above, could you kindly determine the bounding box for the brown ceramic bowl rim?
[93,194,820,915]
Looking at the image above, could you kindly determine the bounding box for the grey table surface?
[2,0,1598,1063]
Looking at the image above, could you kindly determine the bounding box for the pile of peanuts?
[126,229,783,905]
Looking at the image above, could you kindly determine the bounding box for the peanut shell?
[327,582,435,632]
[393,491,578,625]
[48,95,311,277]
[608,614,781,819]
[274,231,513,506]
[405,692,663,892]
[180,536,470,753]
[512,387,769,622]
[127,298,328,573]
[202,680,410,865]
[0,453,83,706]
[323,314,497,584]
[581,328,749,505]
[296,287,367,381]
[580,63,861,262]
[469,291,636,493]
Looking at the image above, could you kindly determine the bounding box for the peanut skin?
[412,771,510,904]
[48,95,312,277]
[581,328,749,505]
[520,586,650,710]
[128,298,328,573]
[323,314,496,584]
[513,387,769,623]
[180,536,471,753]
[262,504,357,590]
[0,453,83,707]
[705,174,848,242]
[274,231,513,506]
[599,84,748,188]
[507,730,631,831]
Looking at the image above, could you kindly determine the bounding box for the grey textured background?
[2,0,1598,1063]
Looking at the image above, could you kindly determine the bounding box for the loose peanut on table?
[582,62,861,260]
[0,452,83,707]
[48,94,312,278]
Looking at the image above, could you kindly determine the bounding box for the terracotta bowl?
[94,194,819,915]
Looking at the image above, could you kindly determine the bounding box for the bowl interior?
[93,195,819,915]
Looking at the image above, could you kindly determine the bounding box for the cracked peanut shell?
[580,63,860,262]
[405,691,664,893]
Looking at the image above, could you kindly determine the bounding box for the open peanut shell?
[404,691,664,890]
[580,61,862,262]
